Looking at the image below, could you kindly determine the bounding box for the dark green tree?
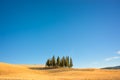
[46,59,51,67]
[57,56,60,67]
[69,57,73,68]
[60,56,65,67]
[51,56,56,67]
[65,56,69,67]
[46,59,48,66]
[64,56,67,67]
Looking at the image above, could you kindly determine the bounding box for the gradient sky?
[0,0,120,68]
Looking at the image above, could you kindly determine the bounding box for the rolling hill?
[102,66,120,69]
[0,62,120,80]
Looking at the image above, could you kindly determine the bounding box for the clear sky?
[0,0,120,68]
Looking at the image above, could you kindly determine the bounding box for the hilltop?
[102,66,120,69]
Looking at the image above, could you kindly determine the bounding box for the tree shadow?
[29,67,57,70]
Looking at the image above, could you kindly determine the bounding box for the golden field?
[0,62,120,80]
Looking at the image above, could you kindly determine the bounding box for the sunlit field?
[0,62,120,80]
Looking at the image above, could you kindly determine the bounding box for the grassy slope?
[0,62,120,80]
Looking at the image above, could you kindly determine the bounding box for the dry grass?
[0,62,120,80]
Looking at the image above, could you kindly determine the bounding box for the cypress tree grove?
[45,56,73,68]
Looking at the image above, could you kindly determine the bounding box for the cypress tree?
[66,56,69,67]
[60,58,63,67]
[69,57,73,68]
[46,59,48,67]
[50,59,52,66]
[57,56,60,67]
[46,59,51,67]
[52,56,56,67]
[61,56,65,67]
[65,56,67,67]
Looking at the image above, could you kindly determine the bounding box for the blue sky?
[0,0,120,68]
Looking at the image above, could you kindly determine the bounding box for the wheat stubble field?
[0,62,120,80]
